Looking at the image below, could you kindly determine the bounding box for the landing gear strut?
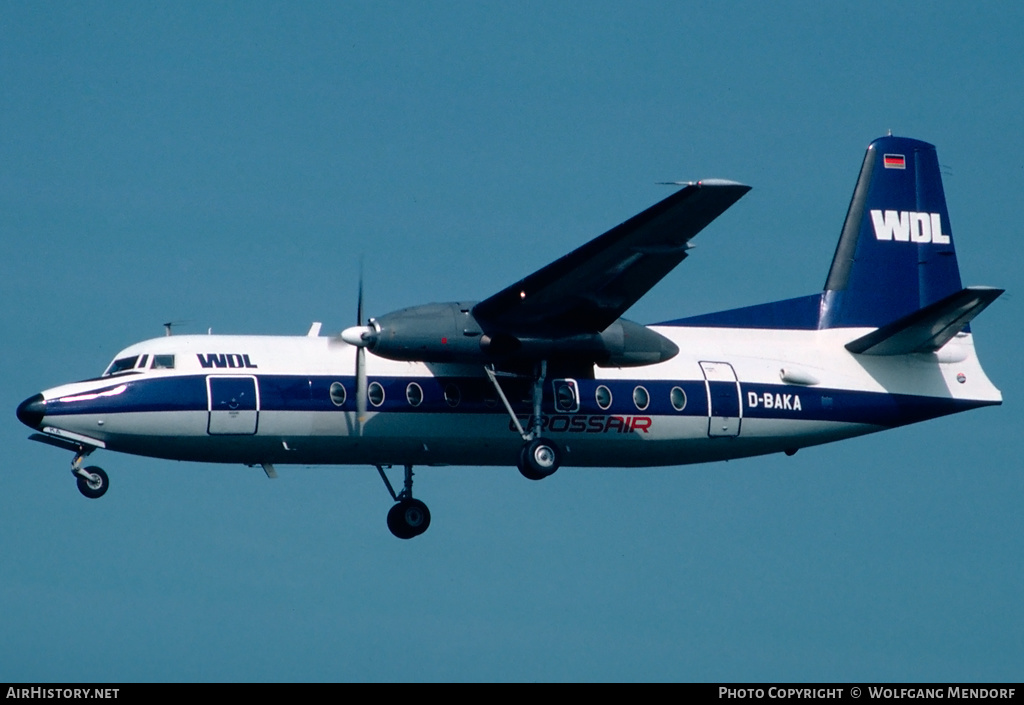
[377,464,431,539]
[485,360,562,481]
[71,446,109,499]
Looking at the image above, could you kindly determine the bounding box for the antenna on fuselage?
[163,320,189,337]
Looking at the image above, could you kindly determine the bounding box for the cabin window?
[595,385,613,411]
[632,385,650,411]
[329,382,347,407]
[406,382,423,407]
[670,386,687,411]
[553,380,579,413]
[105,356,139,376]
[151,355,175,370]
[444,383,461,408]
[368,381,385,407]
[483,388,498,408]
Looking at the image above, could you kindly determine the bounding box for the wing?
[472,180,750,336]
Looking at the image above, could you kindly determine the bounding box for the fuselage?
[18,325,1002,470]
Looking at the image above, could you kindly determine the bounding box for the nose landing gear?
[71,447,109,499]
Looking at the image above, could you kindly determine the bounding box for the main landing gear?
[377,464,431,539]
[485,360,562,481]
[71,446,109,499]
[518,437,560,481]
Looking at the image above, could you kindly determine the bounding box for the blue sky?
[2,2,1021,682]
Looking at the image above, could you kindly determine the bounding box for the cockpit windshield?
[151,354,175,369]
[102,353,177,376]
[103,356,139,376]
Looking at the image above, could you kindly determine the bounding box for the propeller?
[340,267,375,435]
[340,263,378,349]
[355,276,367,434]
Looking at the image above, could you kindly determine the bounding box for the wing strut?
[483,361,549,443]
[484,365,530,441]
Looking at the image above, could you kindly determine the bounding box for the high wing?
[472,180,750,337]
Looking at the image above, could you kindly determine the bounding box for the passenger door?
[207,376,259,435]
[700,361,741,437]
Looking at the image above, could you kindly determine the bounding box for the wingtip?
[697,178,751,190]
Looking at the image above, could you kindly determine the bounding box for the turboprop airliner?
[17,136,1003,538]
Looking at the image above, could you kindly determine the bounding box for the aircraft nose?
[16,394,45,430]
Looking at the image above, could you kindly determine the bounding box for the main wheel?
[386,498,431,539]
[517,437,560,481]
[76,466,109,499]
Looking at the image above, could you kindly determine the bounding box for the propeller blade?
[354,263,367,435]
[355,346,366,435]
[357,259,364,326]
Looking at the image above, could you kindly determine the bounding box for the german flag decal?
[883,153,906,169]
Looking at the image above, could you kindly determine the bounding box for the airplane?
[16,136,1003,539]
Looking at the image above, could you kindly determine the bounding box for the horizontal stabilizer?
[845,286,1003,356]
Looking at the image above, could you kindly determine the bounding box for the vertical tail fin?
[819,136,963,329]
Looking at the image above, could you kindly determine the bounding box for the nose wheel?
[76,466,109,499]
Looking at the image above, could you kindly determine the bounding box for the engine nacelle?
[593,318,680,367]
[368,302,485,362]
[361,302,678,367]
